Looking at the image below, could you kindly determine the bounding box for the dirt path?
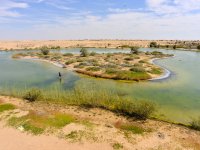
[0,96,200,150]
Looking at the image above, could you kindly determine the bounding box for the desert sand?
[0,96,200,150]
[0,40,200,50]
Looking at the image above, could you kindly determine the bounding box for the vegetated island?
[12,47,173,81]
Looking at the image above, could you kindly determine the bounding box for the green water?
[0,48,200,123]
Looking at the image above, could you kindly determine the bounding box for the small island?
[13,47,173,81]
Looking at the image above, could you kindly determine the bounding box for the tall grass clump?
[1,86,156,120]
[80,48,89,57]
[23,88,42,102]
[190,117,200,131]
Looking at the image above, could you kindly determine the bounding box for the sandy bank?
[0,96,200,150]
[148,58,172,81]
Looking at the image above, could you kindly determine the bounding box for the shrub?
[130,67,146,73]
[134,63,143,67]
[50,46,61,49]
[90,52,97,56]
[149,68,162,74]
[197,45,200,50]
[130,46,139,54]
[112,143,123,150]
[65,60,76,65]
[190,117,200,131]
[134,56,140,59]
[115,71,151,81]
[151,51,163,56]
[145,51,151,55]
[120,124,145,134]
[74,64,85,69]
[12,53,27,59]
[134,101,156,119]
[105,68,118,74]
[77,58,86,62]
[40,46,50,55]
[80,48,89,57]
[63,53,73,57]
[106,53,113,57]
[124,57,134,61]
[139,60,146,63]
[86,67,101,72]
[23,88,42,102]
[150,42,158,48]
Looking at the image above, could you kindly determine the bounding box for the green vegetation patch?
[63,53,73,57]
[190,117,200,131]
[130,67,146,73]
[45,113,75,128]
[120,124,145,134]
[115,71,151,81]
[149,68,163,75]
[65,59,76,65]
[12,53,28,59]
[8,117,44,135]
[112,143,123,150]
[8,112,75,135]
[0,104,16,113]
[105,68,119,74]
[86,67,101,72]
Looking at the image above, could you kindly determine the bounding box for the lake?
[0,48,200,124]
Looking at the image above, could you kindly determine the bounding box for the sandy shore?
[148,58,172,81]
[0,96,200,150]
[1,40,199,50]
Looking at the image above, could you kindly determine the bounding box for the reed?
[0,86,156,120]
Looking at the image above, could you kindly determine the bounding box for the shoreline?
[23,56,169,81]
[148,57,172,81]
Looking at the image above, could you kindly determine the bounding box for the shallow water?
[0,48,200,123]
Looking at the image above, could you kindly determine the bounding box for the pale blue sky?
[0,0,200,40]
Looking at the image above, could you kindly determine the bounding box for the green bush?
[86,67,101,72]
[23,88,42,102]
[115,71,150,81]
[134,63,143,67]
[63,53,73,57]
[149,68,162,74]
[145,51,151,55]
[105,68,118,74]
[120,124,145,134]
[65,59,76,65]
[139,60,146,63]
[124,57,134,61]
[151,51,163,56]
[106,53,113,57]
[150,42,158,48]
[130,46,139,54]
[90,52,97,56]
[190,117,200,131]
[40,46,50,55]
[0,104,16,113]
[197,45,200,50]
[130,67,145,73]
[80,48,89,57]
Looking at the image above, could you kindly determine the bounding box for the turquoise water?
[0,48,200,123]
